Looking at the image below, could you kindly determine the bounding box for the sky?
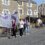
[33,0,45,5]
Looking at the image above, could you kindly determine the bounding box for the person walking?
[25,20,30,34]
[12,19,17,38]
[19,19,24,36]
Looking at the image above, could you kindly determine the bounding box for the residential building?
[38,4,45,17]
[38,4,45,24]
[17,1,38,19]
[27,1,38,18]
[0,0,18,15]
[0,0,38,18]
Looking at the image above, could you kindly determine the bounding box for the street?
[0,28,45,45]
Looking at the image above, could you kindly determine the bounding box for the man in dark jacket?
[12,19,16,38]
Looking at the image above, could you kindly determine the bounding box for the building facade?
[27,1,38,18]
[18,1,38,19]
[38,4,45,17]
[38,4,45,24]
[0,0,38,19]
[0,0,18,15]
[17,1,27,19]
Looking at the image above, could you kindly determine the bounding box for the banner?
[0,12,19,28]
[11,13,19,25]
[0,14,12,28]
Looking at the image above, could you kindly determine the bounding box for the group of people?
[11,19,29,38]
[11,18,43,38]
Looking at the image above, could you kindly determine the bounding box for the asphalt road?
[0,28,45,45]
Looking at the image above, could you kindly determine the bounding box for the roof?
[15,0,37,4]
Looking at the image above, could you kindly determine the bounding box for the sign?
[0,11,19,28]
[0,14,12,28]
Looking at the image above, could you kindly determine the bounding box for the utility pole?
[29,0,31,27]
[42,0,44,15]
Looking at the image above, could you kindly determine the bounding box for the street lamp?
[42,0,45,15]
[28,0,31,26]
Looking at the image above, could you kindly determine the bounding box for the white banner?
[0,12,19,28]
[0,14,12,28]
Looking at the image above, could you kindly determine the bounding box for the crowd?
[8,18,30,38]
[0,11,30,38]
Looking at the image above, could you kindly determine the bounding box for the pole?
[42,0,44,15]
[29,0,30,27]
[28,1,31,45]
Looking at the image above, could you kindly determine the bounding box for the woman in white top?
[19,19,24,36]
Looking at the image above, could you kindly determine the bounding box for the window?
[27,8,32,16]
[30,3,32,7]
[27,3,29,7]
[20,9,22,14]
[2,9,10,16]
[34,10,38,15]
[2,0,10,6]
[27,3,32,7]
[18,9,22,16]
[18,1,22,5]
